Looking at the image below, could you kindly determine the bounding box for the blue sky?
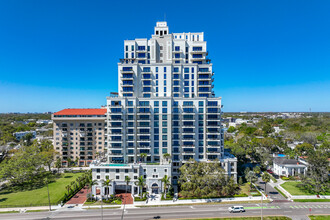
[0,0,329,113]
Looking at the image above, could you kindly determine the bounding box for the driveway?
[257,177,287,201]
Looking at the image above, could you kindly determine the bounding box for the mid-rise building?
[91,22,237,196]
[52,108,106,166]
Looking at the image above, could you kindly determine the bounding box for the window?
[154,101,159,106]
[162,108,167,113]
[162,101,167,106]
[125,53,128,58]
[131,45,134,51]
[184,68,189,73]
[192,67,194,73]
[131,52,134,58]
[164,73,166,79]
[125,45,128,51]
[173,67,179,72]
[164,67,166,72]
[156,67,158,72]
[156,74,158,79]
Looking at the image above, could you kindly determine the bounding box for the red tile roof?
[54,108,107,116]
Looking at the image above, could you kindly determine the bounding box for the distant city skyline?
[0,0,329,113]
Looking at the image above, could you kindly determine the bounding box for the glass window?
[192,67,194,73]
[173,67,179,72]
[162,101,167,106]
[184,74,189,79]
[128,101,133,106]
[154,101,159,106]
[154,108,159,113]
[184,68,189,73]
[199,101,204,106]
[162,108,167,113]
[131,45,134,51]
[156,67,158,72]
[125,45,128,51]
[164,74,166,79]
[164,67,166,72]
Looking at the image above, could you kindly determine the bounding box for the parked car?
[228,206,245,213]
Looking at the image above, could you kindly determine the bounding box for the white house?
[273,157,307,177]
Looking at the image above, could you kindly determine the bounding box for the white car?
[228,206,245,213]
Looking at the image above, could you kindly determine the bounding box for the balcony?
[142,73,152,80]
[121,74,134,79]
[120,68,134,73]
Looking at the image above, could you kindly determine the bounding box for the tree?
[67,157,72,167]
[295,143,314,156]
[102,179,112,199]
[262,172,271,195]
[88,179,98,201]
[55,157,62,173]
[66,185,72,197]
[300,151,329,194]
[140,153,147,163]
[125,176,131,194]
[227,126,236,133]
[179,159,230,198]
[161,175,171,199]
[245,171,258,189]
[135,176,145,199]
[253,166,261,176]
[262,123,274,136]
[39,139,56,172]
[163,153,171,162]
[75,157,79,166]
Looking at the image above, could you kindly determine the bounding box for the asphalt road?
[257,177,286,201]
[2,202,330,220]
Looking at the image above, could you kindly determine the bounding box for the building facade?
[52,108,107,166]
[91,22,237,196]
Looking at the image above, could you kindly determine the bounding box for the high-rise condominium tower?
[91,22,237,196]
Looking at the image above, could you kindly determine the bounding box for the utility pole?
[261,193,263,220]
[46,178,51,211]
[101,190,103,220]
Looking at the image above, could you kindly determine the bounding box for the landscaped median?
[0,172,84,207]
[184,216,291,220]
[309,215,330,220]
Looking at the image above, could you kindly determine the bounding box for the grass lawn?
[185,217,291,220]
[309,215,330,220]
[294,199,330,202]
[281,182,330,196]
[0,173,84,207]
[240,183,260,197]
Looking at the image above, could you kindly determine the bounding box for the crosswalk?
[289,205,330,209]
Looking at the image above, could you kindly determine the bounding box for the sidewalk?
[0,195,266,212]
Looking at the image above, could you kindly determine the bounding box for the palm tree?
[65,185,71,197]
[246,171,258,189]
[102,179,112,199]
[140,153,147,163]
[125,176,131,194]
[161,175,171,199]
[262,172,271,196]
[88,179,98,201]
[135,176,145,199]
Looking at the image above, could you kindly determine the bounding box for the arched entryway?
[151,183,159,194]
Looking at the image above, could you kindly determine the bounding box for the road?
[257,179,286,201]
[2,202,330,220]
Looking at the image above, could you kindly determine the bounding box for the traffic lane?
[2,202,330,220]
